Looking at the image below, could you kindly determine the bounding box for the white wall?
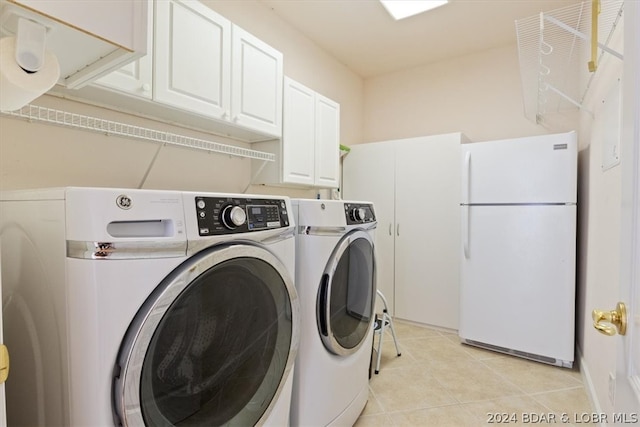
[0,96,254,192]
[362,44,575,144]
[0,0,363,197]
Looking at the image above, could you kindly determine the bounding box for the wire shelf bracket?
[515,0,624,126]
[1,104,276,162]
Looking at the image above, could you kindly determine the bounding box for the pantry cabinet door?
[343,142,396,315]
[231,26,283,138]
[314,94,340,189]
[394,135,461,329]
[282,78,315,186]
[154,0,231,118]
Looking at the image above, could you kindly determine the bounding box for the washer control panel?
[195,196,290,235]
[344,203,376,225]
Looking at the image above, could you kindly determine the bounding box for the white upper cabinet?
[94,2,154,99]
[0,0,148,88]
[48,0,283,142]
[153,0,282,138]
[252,77,339,188]
[282,79,316,186]
[314,94,340,188]
[154,0,231,119]
[231,26,283,138]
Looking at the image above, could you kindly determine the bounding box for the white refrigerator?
[459,131,577,368]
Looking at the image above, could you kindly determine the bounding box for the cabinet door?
[154,0,231,118]
[343,142,396,315]
[282,78,315,186]
[231,26,283,137]
[94,1,154,99]
[314,94,340,188]
[394,135,461,329]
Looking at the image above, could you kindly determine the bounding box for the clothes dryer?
[290,199,377,426]
[0,187,299,426]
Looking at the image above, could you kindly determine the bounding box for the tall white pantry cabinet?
[343,133,467,330]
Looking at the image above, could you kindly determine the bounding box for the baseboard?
[577,347,606,426]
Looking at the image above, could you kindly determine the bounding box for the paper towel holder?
[0,4,54,72]
[15,17,46,73]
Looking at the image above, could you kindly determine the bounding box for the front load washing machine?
[290,199,377,426]
[0,187,299,426]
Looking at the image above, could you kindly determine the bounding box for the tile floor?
[355,320,594,426]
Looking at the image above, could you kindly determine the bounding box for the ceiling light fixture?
[380,0,448,20]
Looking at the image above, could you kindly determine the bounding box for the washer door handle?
[317,274,330,337]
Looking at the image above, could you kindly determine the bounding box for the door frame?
[0,245,5,425]
[614,0,640,412]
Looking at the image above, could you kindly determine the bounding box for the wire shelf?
[515,0,624,126]
[1,104,276,162]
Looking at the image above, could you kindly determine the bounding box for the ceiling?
[260,0,583,78]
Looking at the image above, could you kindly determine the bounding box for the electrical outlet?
[609,372,616,404]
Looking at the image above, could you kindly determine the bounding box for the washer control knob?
[221,205,247,229]
[351,207,366,222]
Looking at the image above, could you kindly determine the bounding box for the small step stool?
[373,289,401,374]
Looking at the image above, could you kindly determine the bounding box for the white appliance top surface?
[292,198,376,228]
[1,187,294,243]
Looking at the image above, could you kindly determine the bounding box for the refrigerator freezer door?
[461,131,577,204]
[459,204,576,364]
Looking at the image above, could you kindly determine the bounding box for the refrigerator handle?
[389,223,392,236]
[463,205,470,259]
[463,151,471,204]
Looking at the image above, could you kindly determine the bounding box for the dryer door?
[317,229,376,356]
[114,243,298,426]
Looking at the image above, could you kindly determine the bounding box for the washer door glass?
[317,230,375,356]
[114,244,297,427]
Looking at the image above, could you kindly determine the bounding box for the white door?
[282,78,315,186]
[343,141,395,315]
[0,245,5,426]
[154,0,231,118]
[314,94,340,189]
[395,135,461,329]
[231,25,283,137]
[613,0,640,413]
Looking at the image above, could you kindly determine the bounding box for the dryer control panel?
[195,197,290,235]
[344,203,376,225]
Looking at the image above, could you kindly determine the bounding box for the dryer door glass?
[115,245,297,427]
[318,230,375,356]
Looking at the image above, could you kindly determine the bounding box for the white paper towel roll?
[0,36,60,112]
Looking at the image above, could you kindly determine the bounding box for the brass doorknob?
[0,344,9,384]
[592,302,627,336]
